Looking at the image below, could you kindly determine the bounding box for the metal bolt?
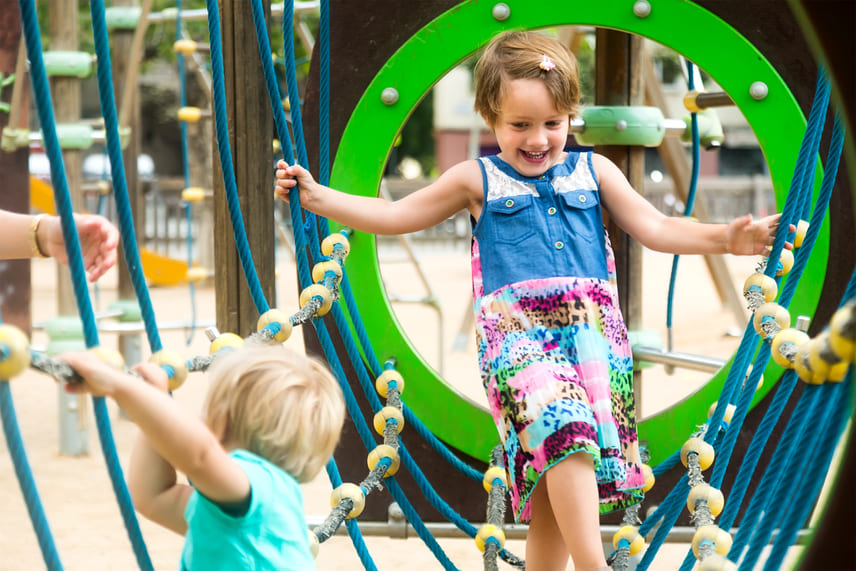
[749,81,769,101]
[615,119,628,131]
[795,315,811,332]
[492,3,511,21]
[381,87,399,106]
[633,0,652,18]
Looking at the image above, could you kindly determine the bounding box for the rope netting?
[0,3,852,571]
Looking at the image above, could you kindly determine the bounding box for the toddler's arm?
[594,154,790,255]
[58,351,251,533]
[274,159,481,235]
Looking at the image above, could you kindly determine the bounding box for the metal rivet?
[749,81,769,101]
[615,119,628,131]
[381,87,399,106]
[492,3,511,21]
[633,0,652,18]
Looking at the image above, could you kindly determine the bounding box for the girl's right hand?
[58,350,128,397]
[274,160,317,204]
[131,362,170,394]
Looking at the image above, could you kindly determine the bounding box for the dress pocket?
[559,189,600,243]
[489,194,535,244]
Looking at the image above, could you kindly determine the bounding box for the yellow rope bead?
[312,260,342,283]
[330,483,365,519]
[794,219,809,248]
[743,273,778,303]
[687,483,725,516]
[0,325,31,380]
[482,466,509,493]
[752,302,790,340]
[321,233,350,258]
[373,406,404,435]
[770,328,810,369]
[475,524,505,552]
[692,525,732,558]
[209,332,244,354]
[681,437,715,471]
[612,525,645,557]
[149,349,189,391]
[367,444,400,477]
[257,309,293,343]
[641,463,655,492]
[375,369,405,398]
[299,284,333,317]
[90,346,125,371]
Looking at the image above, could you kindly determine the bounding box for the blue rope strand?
[205,0,270,315]
[323,459,378,571]
[1,383,63,570]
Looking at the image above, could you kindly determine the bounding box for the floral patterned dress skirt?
[472,240,644,523]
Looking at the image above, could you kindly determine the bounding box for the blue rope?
[323,459,378,571]
[665,60,701,348]
[0,383,63,570]
[793,68,830,221]
[204,0,270,315]
[319,0,330,187]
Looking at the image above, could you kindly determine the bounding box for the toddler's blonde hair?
[203,345,345,483]
[474,30,580,126]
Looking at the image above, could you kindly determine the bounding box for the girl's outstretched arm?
[594,154,789,256]
[274,159,483,235]
[58,351,251,531]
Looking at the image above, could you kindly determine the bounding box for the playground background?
[0,246,807,570]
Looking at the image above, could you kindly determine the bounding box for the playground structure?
[0,1,854,570]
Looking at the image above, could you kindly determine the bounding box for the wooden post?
[594,30,645,409]
[111,0,144,367]
[48,0,88,455]
[0,5,31,335]
[214,0,275,336]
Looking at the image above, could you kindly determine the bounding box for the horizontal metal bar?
[633,346,727,373]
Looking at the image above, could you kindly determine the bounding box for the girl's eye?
[511,123,527,129]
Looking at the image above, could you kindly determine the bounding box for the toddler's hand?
[58,349,127,397]
[274,160,317,204]
[131,361,170,394]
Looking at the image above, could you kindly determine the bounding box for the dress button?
[547,207,557,215]
[505,199,514,208]
[555,241,564,250]
[579,195,587,203]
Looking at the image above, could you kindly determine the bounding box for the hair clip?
[539,54,556,71]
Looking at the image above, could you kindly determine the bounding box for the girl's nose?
[527,128,548,147]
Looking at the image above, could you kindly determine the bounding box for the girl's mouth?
[522,150,547,161]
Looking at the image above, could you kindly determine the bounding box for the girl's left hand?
[726,213,795,256]
[42,214,120,282]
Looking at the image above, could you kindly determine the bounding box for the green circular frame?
[329,0,828,463]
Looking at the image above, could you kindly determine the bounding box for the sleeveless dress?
[472,151,644,523]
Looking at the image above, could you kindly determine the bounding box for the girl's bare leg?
[526,475,571,571]
[544,453,608,571]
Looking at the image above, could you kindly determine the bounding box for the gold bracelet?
[29,214,50,258]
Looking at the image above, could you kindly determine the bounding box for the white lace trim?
[481,154,598,202]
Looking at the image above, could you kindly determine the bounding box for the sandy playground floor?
[0,248,809,570]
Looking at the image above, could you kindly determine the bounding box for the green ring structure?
[329,0,827,463]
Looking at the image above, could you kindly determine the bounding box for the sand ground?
[0,247,808,570]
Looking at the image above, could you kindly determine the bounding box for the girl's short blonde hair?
[203,345,345,483]
[474,30,580,127]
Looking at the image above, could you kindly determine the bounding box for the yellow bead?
[806,332,843,383]
[330,483,365,519]
[475,524,505,552]
[707,402,737,425]
[612,525,644,557]
[692,525,732,558]
[321,233,350,258]
[299,284,334,317]
[794,219,809,248]
[482,466,509,493]
[185,267,210,283]
[172,39,198,55]
[681,437,715,471]
[367,444,400,477]
[375,369,405,398]
[794,339,821,385]
[828,302,855,363]
[752,303,790,340]
[149,349,189,391]
[641,463,655,492]
[181,187,206,202]
[774,248,794,277]
[307,530,319,559]
[373,406,404,435]
[209,332,244,354]
[257,309,293,343]
[177,106,203,122]
[0,324,31,380]
[687,483,725,516]
[743,273,778,303]
[312,260,343,284]
[770,328,810,369]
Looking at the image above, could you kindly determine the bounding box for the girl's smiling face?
[491,78,571,178]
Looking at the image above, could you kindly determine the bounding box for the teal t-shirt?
[181,449,314,570]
